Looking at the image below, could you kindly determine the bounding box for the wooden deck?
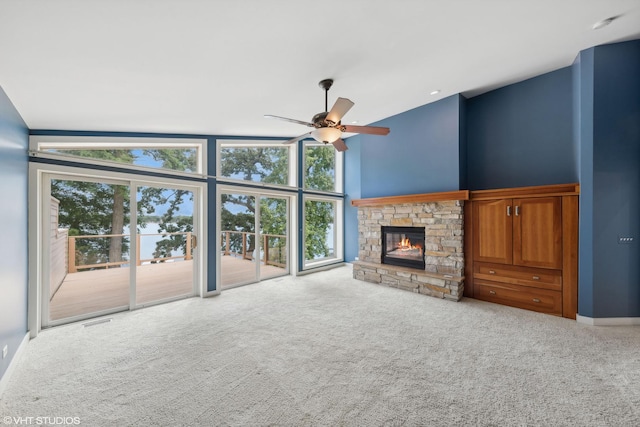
[50,261,194,321]
[50,256,287,321]
[220,255,287,287]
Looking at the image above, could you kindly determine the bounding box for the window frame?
[302,141,344,194]
[302,194,344,269]
[30,135,207,178]
[216,139,297,188]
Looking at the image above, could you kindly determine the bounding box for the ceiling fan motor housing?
[312,111,339,127]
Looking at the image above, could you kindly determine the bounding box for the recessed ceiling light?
[351,120,358,124]
[592,17,615,30]
[430,90,440,95]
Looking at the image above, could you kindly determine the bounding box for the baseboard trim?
[0,333,29,399]
[576,314,640,326]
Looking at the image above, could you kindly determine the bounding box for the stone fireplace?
[351,191,468,301]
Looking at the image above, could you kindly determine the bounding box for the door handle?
[191,234,198,249]
[507,206,511,216]
[515,206,520,216]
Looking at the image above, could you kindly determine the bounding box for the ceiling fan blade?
[326,97,354,124]
[282,132,313,145]
[264,114,314,127]
[342,124,390,136]
[331,138,349,152]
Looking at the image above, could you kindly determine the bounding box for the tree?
[304,200,334,260]
[219,144,336,262]
[138,148,197,259]
[303,145,336,261]
[52,149,135,265]
[52,148,195,268]
[53,179,131,267]
[219,147,288,256]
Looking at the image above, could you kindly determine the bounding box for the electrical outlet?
[618,236,634,244]
[2,344,7,359]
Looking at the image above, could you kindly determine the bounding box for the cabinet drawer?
[476,280,562,316]
[474,262,562,291]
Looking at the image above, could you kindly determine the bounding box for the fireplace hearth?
[381,226,426,270]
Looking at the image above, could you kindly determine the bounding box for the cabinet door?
[513,197,562,269]
[473,199,513,264]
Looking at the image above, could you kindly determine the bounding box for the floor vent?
[83,318,112,328]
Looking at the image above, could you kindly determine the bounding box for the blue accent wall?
[344,95,465,262]
[0,86,29,383]
[458,96,468,190]
[575,48,596,317]
[466,67,576,190]
[360,94,465,198]
[590,40,640,317]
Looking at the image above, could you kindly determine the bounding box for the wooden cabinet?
[464,184,579,319]
[473,196,562,269]
[473,199,512,264]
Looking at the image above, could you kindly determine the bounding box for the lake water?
[123,223,184,263]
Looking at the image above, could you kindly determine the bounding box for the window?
[304,142,343,193]
[31,136,206,176]
[217,141,294,186]
[304,196,343,267]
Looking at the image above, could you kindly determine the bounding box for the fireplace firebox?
[381,226,426,270]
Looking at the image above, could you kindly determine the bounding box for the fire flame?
[397,237,423,255]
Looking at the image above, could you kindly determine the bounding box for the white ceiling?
[1,0,639,138]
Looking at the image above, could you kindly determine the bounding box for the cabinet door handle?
[515,206,520,216]
[489,270,496,274]
[489,290,496,295]
[532,298,541,303]
[532,276,540,280]
[507,206,511,216]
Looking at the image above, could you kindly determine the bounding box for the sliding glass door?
[134,184,196,306]
[44,173,201,326]
[259,196,288,280]
[219,190,290,289]
[48,177,132,321]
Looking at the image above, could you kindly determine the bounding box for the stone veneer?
[353,200,464,301]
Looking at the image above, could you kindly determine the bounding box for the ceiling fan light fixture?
[311,127,342,144]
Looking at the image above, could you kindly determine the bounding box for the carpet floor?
[1,265,639,426]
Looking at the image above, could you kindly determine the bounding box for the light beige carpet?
[1,265,639,426]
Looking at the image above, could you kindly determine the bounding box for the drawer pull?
[532,276,540,280]
[489,270,496,274]
[532,298,541,303]
[489,290,496,295]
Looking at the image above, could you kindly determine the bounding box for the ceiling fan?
[264,79,390,152]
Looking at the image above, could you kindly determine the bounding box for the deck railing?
[221,230,286,268]
[67,232,193,273]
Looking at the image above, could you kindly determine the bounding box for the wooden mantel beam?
[351,190,470,207]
